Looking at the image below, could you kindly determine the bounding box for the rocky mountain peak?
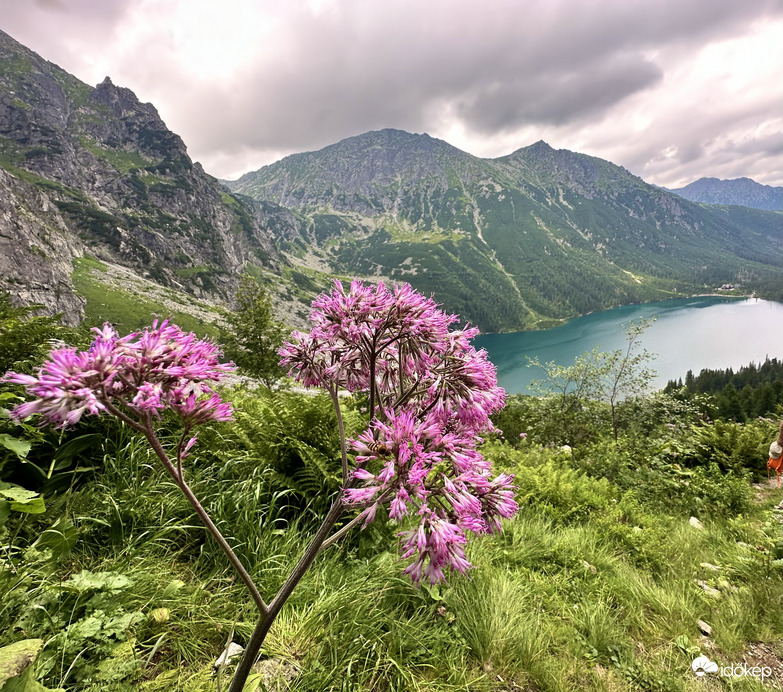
[0,30,290,325]
[92,74,147,117]
[86,74,188,161]
[227,127,482,215]
[527,139,554,153]
[670,177,783,211]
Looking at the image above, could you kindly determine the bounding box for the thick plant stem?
[319,488,392,555]
[101,401,269,615]
[330,386,349,484]
[228,500,345,692]
[368,348,377,421]
[227,610,274,692]
[141,421,269,616]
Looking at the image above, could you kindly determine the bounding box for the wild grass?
[71,257,219,337]
[1,390,781,691]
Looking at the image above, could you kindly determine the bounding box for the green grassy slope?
[1,384,780,691]
[229,131,781,333]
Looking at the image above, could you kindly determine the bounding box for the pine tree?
[220,276,286,387]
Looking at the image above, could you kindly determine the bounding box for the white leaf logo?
[692,655,719,677]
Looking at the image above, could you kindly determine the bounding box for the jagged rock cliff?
[0,29,293,324]
[0,168,84,324]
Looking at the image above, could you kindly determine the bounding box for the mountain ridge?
[0,27,296,327]
[669,176,783,211]
[227,129,781,331]
[1,28,780,334]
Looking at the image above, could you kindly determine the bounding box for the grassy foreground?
[1,388,782,692]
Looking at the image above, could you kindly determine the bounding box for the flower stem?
[228,499,345,692]
[319,489,392,554]
[138,416,269,616]
[330,386,349,484]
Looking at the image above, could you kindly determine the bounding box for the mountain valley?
[228,130,782,331]
[1,28,781,334]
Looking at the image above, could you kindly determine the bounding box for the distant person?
[768,420,783,491]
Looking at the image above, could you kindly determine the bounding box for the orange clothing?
[768,455,783,487]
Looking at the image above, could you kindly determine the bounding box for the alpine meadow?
[1,13,782,692]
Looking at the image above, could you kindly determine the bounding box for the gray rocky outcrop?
[0,168,84,324]
[0,28,295,322]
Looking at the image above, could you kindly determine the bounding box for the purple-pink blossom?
[3,320,235,439]
[281,280,517,583]
[399,509,471,584]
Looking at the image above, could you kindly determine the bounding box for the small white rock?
[582,560,597,574]
[214,642,244,668]
[689,516,704,530]
[696,580,721,599]
[699,562,720,572]
[697,620,713,636]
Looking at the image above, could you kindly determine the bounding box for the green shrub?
[513,456,615,523]
[203,388,349,518]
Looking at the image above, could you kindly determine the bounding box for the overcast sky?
[2,0,782,188]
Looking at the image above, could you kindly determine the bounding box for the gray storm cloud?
[1,0,781,185]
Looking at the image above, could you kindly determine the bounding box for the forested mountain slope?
[228,130,782,332]
[1,27,780,334]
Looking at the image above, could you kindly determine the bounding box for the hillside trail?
[724,477,783,690]
[754,477,783,520]
[752,473,783,509]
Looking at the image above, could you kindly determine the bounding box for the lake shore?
[476,297,783,394]
[486,291,759,336]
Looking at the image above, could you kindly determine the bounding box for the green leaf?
[64,570,132,593]
[34,518,79,562]
[102,612,144,639]
[674,634,700,655]
[66,615,103,640]
[0,501,10,528]
[0,434,32,460]
[1,664,64,691]
[0,483,45,514]
[161,579,186,598]
[51,434,103,470]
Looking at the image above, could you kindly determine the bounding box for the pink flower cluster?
[280,280,517,583]
[4,320,234,434]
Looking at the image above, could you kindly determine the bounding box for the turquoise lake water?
[473,297,783,394]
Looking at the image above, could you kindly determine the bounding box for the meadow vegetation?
[0,291,781,692]
[71,258,220,337]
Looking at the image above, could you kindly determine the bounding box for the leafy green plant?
[206,389,351,518]
[528,318,657,443]
[681,418,776,477]
[512,455,615,523]
[0,482,45,529]
[0,293,80,376]
[13,570,143,688]
[0,417,46,533]
[219,275,286,387]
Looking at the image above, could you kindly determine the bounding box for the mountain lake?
[474,296,783,394]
